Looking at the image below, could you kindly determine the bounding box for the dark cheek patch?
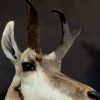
[14,83,24,100]
[22,62,36,72]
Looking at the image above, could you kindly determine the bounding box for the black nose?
[87,91,100,100]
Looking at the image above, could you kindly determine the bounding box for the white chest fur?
[21,72,72,100]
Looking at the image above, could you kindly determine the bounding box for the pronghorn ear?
[1,21,21,62]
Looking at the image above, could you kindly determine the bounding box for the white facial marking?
[21,71,72,100]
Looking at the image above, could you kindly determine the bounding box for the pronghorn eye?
[22,62,36,72]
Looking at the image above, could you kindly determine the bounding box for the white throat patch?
[20,71,72,100]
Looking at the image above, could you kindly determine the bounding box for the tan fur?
[1,1,99,99]
[10,48,95,100]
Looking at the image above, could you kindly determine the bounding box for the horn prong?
[49,9,81,61]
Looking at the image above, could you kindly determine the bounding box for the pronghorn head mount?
[1,0,100,100]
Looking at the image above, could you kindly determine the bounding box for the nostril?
[87,91,100,100]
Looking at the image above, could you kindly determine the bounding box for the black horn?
[51,9,81,61]
[25,0,41,53]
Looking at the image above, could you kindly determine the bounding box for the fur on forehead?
[21,48,42,62]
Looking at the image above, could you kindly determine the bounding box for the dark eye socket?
[22,62,36,72]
